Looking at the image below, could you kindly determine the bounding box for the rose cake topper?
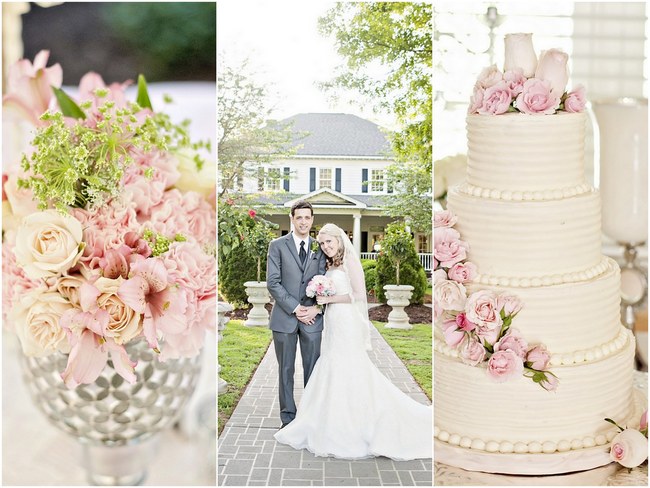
[469,33,586,115]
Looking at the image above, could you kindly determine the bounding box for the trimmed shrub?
[219,245,260,306]
[361,259,378,293]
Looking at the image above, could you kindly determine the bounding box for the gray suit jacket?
[267,233,327,333]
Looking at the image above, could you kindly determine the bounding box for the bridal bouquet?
[2,51,216,389]
[306,275,336,298]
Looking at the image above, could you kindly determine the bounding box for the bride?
[274,223,432,460]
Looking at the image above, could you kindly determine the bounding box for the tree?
[319,3,432,233]
[217,58,297,197]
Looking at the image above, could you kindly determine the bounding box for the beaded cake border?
[458,181,594,202]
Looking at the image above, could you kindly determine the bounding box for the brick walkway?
[218,324,432,486]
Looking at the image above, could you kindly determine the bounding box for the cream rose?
[610,429,648,468]
[434,279,467,312]
[94,277,142,345]
[14,210,85,280]
[504,33,537,77]
[173,148,216,199]
[535,49,569,95]
[11,288,72,357]
[55,274,86,306]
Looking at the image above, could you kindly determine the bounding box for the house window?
[370,169,384,192]
[266,168,281,191]
[319,168,332,189]
[418,235,430,253]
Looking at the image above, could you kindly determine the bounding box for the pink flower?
[535,49,569,95]
[609,429,648,468]
[494,328,528,360]
[539,373,559,392]
[526,344,551,370]
[3,50,62,126]
[433,269,447,284]
[249,209,257,218]
[148,189,216,245]
[640,410,648,432]
[77,72,131,113]
[465,290,502,330]
[497,293,523,316]
[564,85,586,113]
[504,69,526,97]
[515,79,560,115]
[487,349,523,383]
[118,258,188,351]
[434,227,469,268]
[434,279,466,312]
[468,85,485,114]
[476,65,503,89]
[433,210,457,228]
[442,319,465,348]
[455,312,476,332]
[448,262,477,284]
[503,33,537,77]
[459,337,486,366]
[478,81,512,115]
[476,324,501,347]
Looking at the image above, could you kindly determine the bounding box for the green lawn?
[218,320,272,435]
[372,321,432,400]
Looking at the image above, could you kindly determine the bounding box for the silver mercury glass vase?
[21,339,202,485]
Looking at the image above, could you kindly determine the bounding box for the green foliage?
[319,3,432,233]
[217,60,297,197]
[218,320,273,434]
[361,259,378,293]
[52,87,85,119]
[379,222,414,284]
[372,321,431,399]
[241,220,276,282]
[218,245,259,305]
[136,75,153,110]
[375,253,427,305]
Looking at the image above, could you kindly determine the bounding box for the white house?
[237,113,431,270]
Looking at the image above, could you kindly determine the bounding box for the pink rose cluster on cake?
[2,51,216,388]
[469,33,586,116]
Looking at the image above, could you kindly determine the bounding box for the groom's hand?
[296,305,319,325]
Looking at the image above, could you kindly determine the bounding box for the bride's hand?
[316,296,330,305]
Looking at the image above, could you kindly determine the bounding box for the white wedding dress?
[274,267,432,460]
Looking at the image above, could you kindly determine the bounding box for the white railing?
[359,252,433,271]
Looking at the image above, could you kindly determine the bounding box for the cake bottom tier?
[434,327,636,456]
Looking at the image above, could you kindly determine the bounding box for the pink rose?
[476,325,500,347]
[564,85,586,113]
[455,312,476,332]
[494,328,528,360]
[526,344,551,370]
[434,280,467,312]
[478,81,512,115]
[539,373,559,392]
[641,410,648,432]
[448,262,477,284]
[468,85,485,114]
[459,337,486,366]
[476,65,503,89]
[503,33,537,77]
[504,69,526,97]
[434,209,457,229]
[465,290,502,330]
[515,79,560,115]
[497,293,523,316]
[535,49,569,95]
[609,429,648,468]
[442,319,465,348]
[433,269,447,284]
[487,349,524,383]
[434,227,469,268]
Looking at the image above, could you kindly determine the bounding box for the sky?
[217,0,394,127]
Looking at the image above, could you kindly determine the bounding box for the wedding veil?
[319,223,373,351]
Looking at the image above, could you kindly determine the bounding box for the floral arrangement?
[306,275,336,299]
[2,51,216,389]
[310,240,320,254]
[434,209,558,390]
[606,411,648,468]
[469,33,586,116]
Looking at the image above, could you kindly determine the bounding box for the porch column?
[352,213,362,256]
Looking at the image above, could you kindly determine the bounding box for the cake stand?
[435,372,647,481]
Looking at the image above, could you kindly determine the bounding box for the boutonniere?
[310,240,320,254]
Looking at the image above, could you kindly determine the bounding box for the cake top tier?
[468,33,586,116]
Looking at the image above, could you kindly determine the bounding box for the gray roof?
[281,113,393,158]
[239,192,390,209]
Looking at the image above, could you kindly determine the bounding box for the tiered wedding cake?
[434,34,638,474]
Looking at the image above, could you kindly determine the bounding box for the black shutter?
[283,167,290,191]
[362,168,368,193]
[387,177,393,194]
[310,168,316,192]
[335,168,342,192]
[257,168,264,191]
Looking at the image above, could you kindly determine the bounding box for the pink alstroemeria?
[3,50,62,126]
[118,258,188,350]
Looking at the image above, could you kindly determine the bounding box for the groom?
[267,200,326,428]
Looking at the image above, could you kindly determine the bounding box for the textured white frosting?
[447,186,602,278]
[434,329,635,453]
[466,112,586,192]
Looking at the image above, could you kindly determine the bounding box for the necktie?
[299,240,307,265]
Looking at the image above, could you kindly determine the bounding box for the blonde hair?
[318,224,345,269]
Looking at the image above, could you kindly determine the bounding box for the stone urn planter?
[243,281,270,327]
[383,284,414,329]
[217,301,234,394]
